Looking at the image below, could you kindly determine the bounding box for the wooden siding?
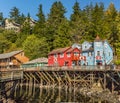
[48,47,81,66]
[0,51,29,68]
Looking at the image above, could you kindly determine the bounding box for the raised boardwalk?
[0,66,120,103]
[0,69,23,101]
[23,66,120,93]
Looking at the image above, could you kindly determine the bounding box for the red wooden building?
[48,46,81,66]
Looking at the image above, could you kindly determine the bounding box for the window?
[60,53,64,58]
[21,52,24,56]
[88,52,92,56]
[54,54,58,58]
[67,52,71,57]
[97,51,100,56]
[74,52,79,56]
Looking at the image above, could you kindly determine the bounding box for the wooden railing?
[0,69,23,82]
[23,65,118,72]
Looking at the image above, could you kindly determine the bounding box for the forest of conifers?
[0,1,120,64]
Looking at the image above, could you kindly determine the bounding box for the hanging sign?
[80,56,86,60]
[96,56,101,60]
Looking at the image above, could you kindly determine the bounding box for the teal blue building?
[22,57,48,68]
[81,36,113,66]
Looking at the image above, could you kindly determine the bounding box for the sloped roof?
[5,18,20,27]
[82,47,94,52]
[66,47,81,53]
[24,57,48,64]
[48,47,70,55]
[94,35,101,42]
[0,50,23,59]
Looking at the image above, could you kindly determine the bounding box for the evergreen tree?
[105,3,118,47]
[70,1,81,22]
[21,13,31,35]
[53,19,71,48]
[33,4,46,38]
[114,12,120,59]
[17,13,32,47]
[0,12,3,21]
[46,1,66,50]
[0,34,11,53]
[70,1,87,43]
[19,13,26,25]
[37,4,45,23]
[91,3,105,38]
[0,12,4,26]
[3,30,17,43]
[9,7,21,23]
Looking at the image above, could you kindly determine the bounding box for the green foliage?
[3,30,17,43]
[9,7,21,24]
[0,34,11,53]
[70,1,81,22]
[36,4,45,23]
[0,2,120,60]
[21,19,31,35]
[23,35,49,60]
[0,12,3,21]
[33,4,46,38]
[53,19,72,48]
[114,60,120,65]
[46,1,66,51]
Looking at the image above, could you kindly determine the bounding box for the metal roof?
[0,50,23,59]
[48,47,70,55]
[24,57,48,64]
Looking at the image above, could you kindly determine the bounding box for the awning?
[96,60,102,62]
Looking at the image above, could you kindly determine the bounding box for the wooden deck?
[1,65,120,83]
[23,65,120,72]
[0,69,23,82]
[22,66,120,93]
[0,66,120,94]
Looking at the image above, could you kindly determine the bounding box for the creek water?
[1,83,109,103]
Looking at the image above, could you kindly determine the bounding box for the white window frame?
[88,52,92,56]
[67,52,71,57]
[74,52,79,56]
[60,53,64,58]
[54,54,58,58]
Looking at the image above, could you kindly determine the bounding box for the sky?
[0,0,120,20]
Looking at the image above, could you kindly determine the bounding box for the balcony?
[71,55,80,61]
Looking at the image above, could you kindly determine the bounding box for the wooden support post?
[43,87,51,103]
[38,72,49,86]
[20,80,23,96]
[104,73,106,90]
[52,72,60,86]
[58,86,61,102]
[38,72,46,86]
[40,78,43,87]
[112,79,114,93]
[73,73,75,102]
[32,81,35,97]
[28,78,33,96]
[46,72,55,85]
[39,87,42,102]
[90,73,93,88]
